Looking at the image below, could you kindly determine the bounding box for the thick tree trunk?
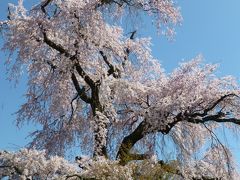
[117,121,149,165]
[91,83,109,158]
[116,117,181,165]
[92,111,109,158]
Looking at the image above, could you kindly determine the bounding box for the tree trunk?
[117,121,149,165]
[91,83,109,158]
[92,111,109,158]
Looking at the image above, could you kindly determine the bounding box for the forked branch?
[117,93,240,165]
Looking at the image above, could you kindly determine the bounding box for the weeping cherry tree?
[0,0,240,179]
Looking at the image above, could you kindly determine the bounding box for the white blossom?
[0,0,240,179]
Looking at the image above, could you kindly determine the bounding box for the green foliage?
[78,159,181,180]
[131,160,180,180]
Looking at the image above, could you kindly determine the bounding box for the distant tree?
[0,0,240,179]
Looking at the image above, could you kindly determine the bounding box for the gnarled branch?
[117,94,240,165]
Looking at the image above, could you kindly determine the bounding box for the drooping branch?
[117,94,240,164]
[202,123,232,177]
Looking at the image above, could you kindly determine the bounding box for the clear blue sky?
[0,0,240,159]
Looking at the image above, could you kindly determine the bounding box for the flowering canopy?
[1,0,240,179]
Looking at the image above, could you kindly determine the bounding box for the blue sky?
[0,0,240,160]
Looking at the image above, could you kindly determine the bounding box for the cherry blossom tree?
[1,0,240,179]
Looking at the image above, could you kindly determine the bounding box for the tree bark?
[117,121,148,164]
[116,114,182,165]
[91,82,109,158]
